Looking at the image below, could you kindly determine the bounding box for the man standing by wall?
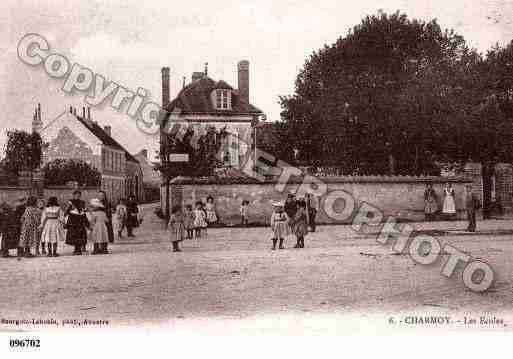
[466,185,480,232]
[305,193,318,232]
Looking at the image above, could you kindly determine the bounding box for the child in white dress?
[205,196,218,225]
[193,201,207,239]
[270,201,290,250]
[40,197,62,257]
[88,198,109,254]
[442,183,456,217]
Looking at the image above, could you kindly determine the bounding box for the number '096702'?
[9,339,40,348]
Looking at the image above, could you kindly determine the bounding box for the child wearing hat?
[270,201,290,250]
[88,198,109,254]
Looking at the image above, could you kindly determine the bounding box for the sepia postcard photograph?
[1,0,513,355]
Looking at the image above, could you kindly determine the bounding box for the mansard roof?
[164,76,263,118]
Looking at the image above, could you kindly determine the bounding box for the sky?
[1,0,512,160]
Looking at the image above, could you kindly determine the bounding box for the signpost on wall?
[168,153,189,162]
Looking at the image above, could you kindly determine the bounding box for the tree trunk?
[414,144,419,175]
[388,153,395,175]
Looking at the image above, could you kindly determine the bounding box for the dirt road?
[1,205,512,332]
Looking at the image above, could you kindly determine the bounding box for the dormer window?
[214,89,231,110]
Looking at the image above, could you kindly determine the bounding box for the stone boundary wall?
[0,186,100,206]
[43,186,101,204]
[0,186,33,204]
[162,176,473,225]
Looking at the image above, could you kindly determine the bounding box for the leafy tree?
[483,41,513,118]
[473,40,513,164]
[254,121,294,162]
[0,160,18,185]
[43,159,101,186]
[3,130,43,174]
[279,11,496,175]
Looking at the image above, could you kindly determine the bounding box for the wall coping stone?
[167,175,473,186]
[0,186,32,190]
[44,185,101,190]
[0,185,100,190]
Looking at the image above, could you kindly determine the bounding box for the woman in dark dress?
[13,197,26,258]
[65,198,89,255]
[284,194,298,235]
[99,191,114,247]
[424,183,438,221]
[0,203,19,257]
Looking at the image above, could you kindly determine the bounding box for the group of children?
[270,196,309,250]
[0,196,65,258]
[168,196,218,252]
[113,195,141,239]
[0,190,130,258]
[167,194,312,252]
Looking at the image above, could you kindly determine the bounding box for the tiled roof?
[73,114,138,163]
[164,76,263,117]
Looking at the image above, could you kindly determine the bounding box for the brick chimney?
[161,67,170,107]
[104,125,111,136]
[192,71,204,82]
[238,60,249,104]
